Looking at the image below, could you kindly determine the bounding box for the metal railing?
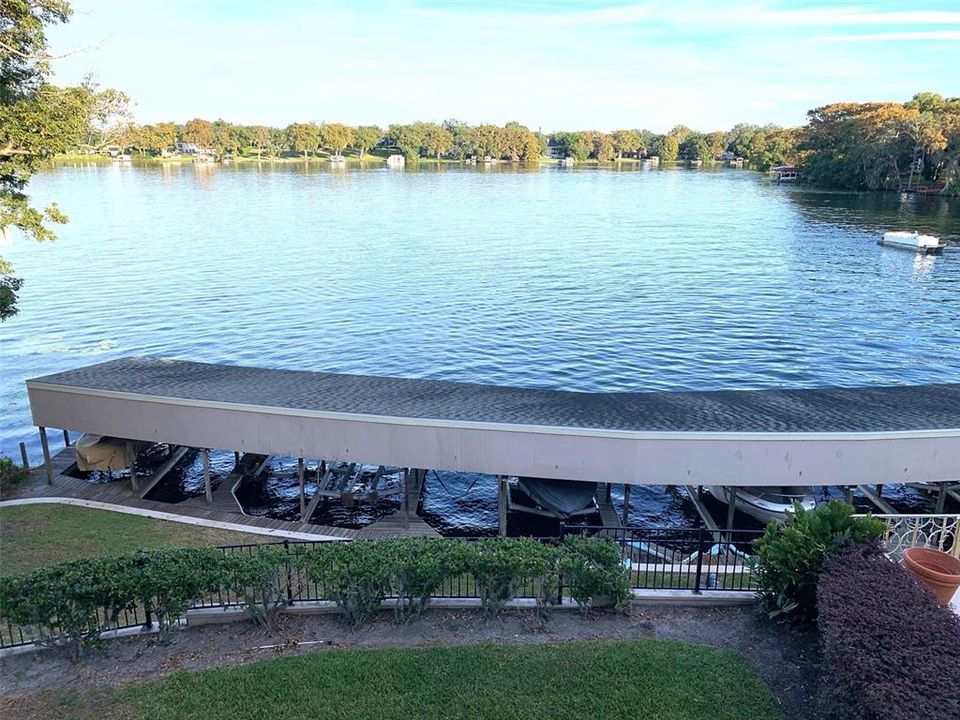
[860,513,960,560]
[561,525,764,593]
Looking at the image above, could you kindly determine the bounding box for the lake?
[2,161,958,532]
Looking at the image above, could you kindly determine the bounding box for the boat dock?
[12,357,960,538]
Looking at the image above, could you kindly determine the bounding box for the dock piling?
[622,483,632,526]
[298,458,306,521]
[62,429,71,447]
[19,441,29,471]
[39,426,53,485]
[725,486,738,541]
[127,440,138,493]
[497,474,507,538]
[202,449,212,504]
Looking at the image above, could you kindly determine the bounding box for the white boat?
[386,154,405,167]
[329,154,346,164]
[878,231,944,255]
[705,486,816,524]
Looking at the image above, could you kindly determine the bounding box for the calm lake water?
[2,162,958,532]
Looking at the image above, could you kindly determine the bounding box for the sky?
[47,0,960,132]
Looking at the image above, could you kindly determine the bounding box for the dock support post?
[62,429,71,447]
[202,449,211,504]
[298,458,306,521]
[497,475,507,538]
[935,482,947,514]
[622,483,631,526]
[845,486,853,505]
[234,451,240,467]
[127,441,138,493]
[403,469,411,530]
[725,487,738,542]
[39,426,53,485]
[19,442,29,472]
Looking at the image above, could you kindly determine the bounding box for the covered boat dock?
[21,357,960,536]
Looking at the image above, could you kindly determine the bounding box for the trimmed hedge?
[0,537,630,652]
[817,542,960,720]
[752,500,885,622]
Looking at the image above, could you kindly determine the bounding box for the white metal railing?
[858,514,960,559]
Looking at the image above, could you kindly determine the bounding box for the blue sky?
[48,1,960,131]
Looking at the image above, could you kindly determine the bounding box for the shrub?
[386,538,472,621]
[223,547,288,629]
[467,538,562,617]
[298,541,391,627]
[0,556,133,659]
[117,548,228,643]
[752,501,884,622]
[0,456,29,493]
[560,536,630,613]
[817,541,960,720]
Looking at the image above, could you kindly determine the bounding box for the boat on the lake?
[878,231,945,255]
[510,476,598,519]
[705,485,816,523]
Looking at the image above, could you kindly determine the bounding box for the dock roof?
[27,357,960,434]
[25,357,960,487]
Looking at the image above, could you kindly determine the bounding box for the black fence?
[1,529,762,649]
[561,524,764,594]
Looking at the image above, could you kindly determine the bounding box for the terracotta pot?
[902,547,960,605]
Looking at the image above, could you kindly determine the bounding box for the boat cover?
[518,477,598,516]
[75,434,138,472]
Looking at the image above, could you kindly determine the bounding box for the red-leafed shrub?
[817,541,960,720]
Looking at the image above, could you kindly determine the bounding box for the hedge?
[0,537,630,653]
[817,541,960,720]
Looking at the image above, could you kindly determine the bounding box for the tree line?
[111,116,798,171]
[112,94,960,196]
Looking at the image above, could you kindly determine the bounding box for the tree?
[286,122,320,157]
[552,131,590,161]
[0,0,111,320]
[320,123,354,155]
[420,123,453,159]
[680,133,710,161]
[387,123,426,160]
[76,78,131,152]
[213,120,246,158]
[654,134,679,161]
[249,125,271,159]
[181,118,215,148]
[352,125,382,159]
[611,129,641,159]
[590,132,616,162]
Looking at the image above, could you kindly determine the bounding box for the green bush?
[468,538,562,617]
[0,456,30,493]
[560,536,630,613]
[224,547,288,629]
[386,538,472,621]
[116,548,228,643]
[297,541,391,627]
[752,501,884,623]
[0,556,132,658]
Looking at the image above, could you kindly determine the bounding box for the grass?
[0,504,269,575]
[106,640,781,720]
[131,640,782,720]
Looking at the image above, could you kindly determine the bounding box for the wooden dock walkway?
[357,469,438,539]
[7,447,439,541]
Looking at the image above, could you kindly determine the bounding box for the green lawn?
[0,504,269,575]
[106,640,780,720]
